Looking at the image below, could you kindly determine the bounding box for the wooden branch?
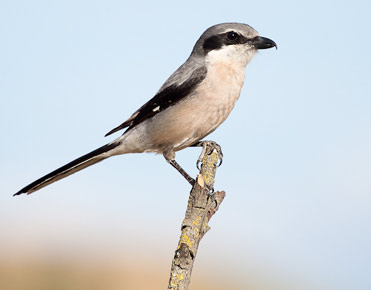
[168,144,226,290]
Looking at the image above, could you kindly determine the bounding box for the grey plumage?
[14,22,276,196]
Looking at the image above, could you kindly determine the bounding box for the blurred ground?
[0,250,312,290]
[0,257,269,290]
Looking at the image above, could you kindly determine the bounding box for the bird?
[14,22,276,196]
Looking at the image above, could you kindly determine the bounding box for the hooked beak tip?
[252,36,277,50]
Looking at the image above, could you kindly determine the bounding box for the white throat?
[205,45,257,69]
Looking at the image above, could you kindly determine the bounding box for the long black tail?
[14,142,119,196]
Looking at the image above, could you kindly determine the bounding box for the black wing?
[105,66,207,137]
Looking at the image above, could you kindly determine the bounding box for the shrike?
[14,22,276,196]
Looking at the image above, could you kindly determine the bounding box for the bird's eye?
[227,31,239,41]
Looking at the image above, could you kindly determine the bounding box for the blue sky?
[1,0,371,289]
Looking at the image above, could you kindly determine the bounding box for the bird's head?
[192,23,277,67]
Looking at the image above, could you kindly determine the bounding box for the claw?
[217,158,223,167]
[196,159,201,170]
[216,147,223,167]
[208,186,215,194]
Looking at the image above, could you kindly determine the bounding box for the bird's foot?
[192,140,223,170]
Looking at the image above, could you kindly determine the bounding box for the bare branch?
[168,144,226,290]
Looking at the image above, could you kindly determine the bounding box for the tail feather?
[14,142,120,196]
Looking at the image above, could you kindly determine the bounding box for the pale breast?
[168,60,246,150]
[119,60,246,154]
[193,60,245,128]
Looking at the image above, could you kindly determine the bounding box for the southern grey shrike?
[14,22,276,196]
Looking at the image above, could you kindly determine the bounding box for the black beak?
[250,36,277,50]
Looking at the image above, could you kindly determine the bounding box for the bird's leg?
[191,140,223,170]
[164,151,195,186]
